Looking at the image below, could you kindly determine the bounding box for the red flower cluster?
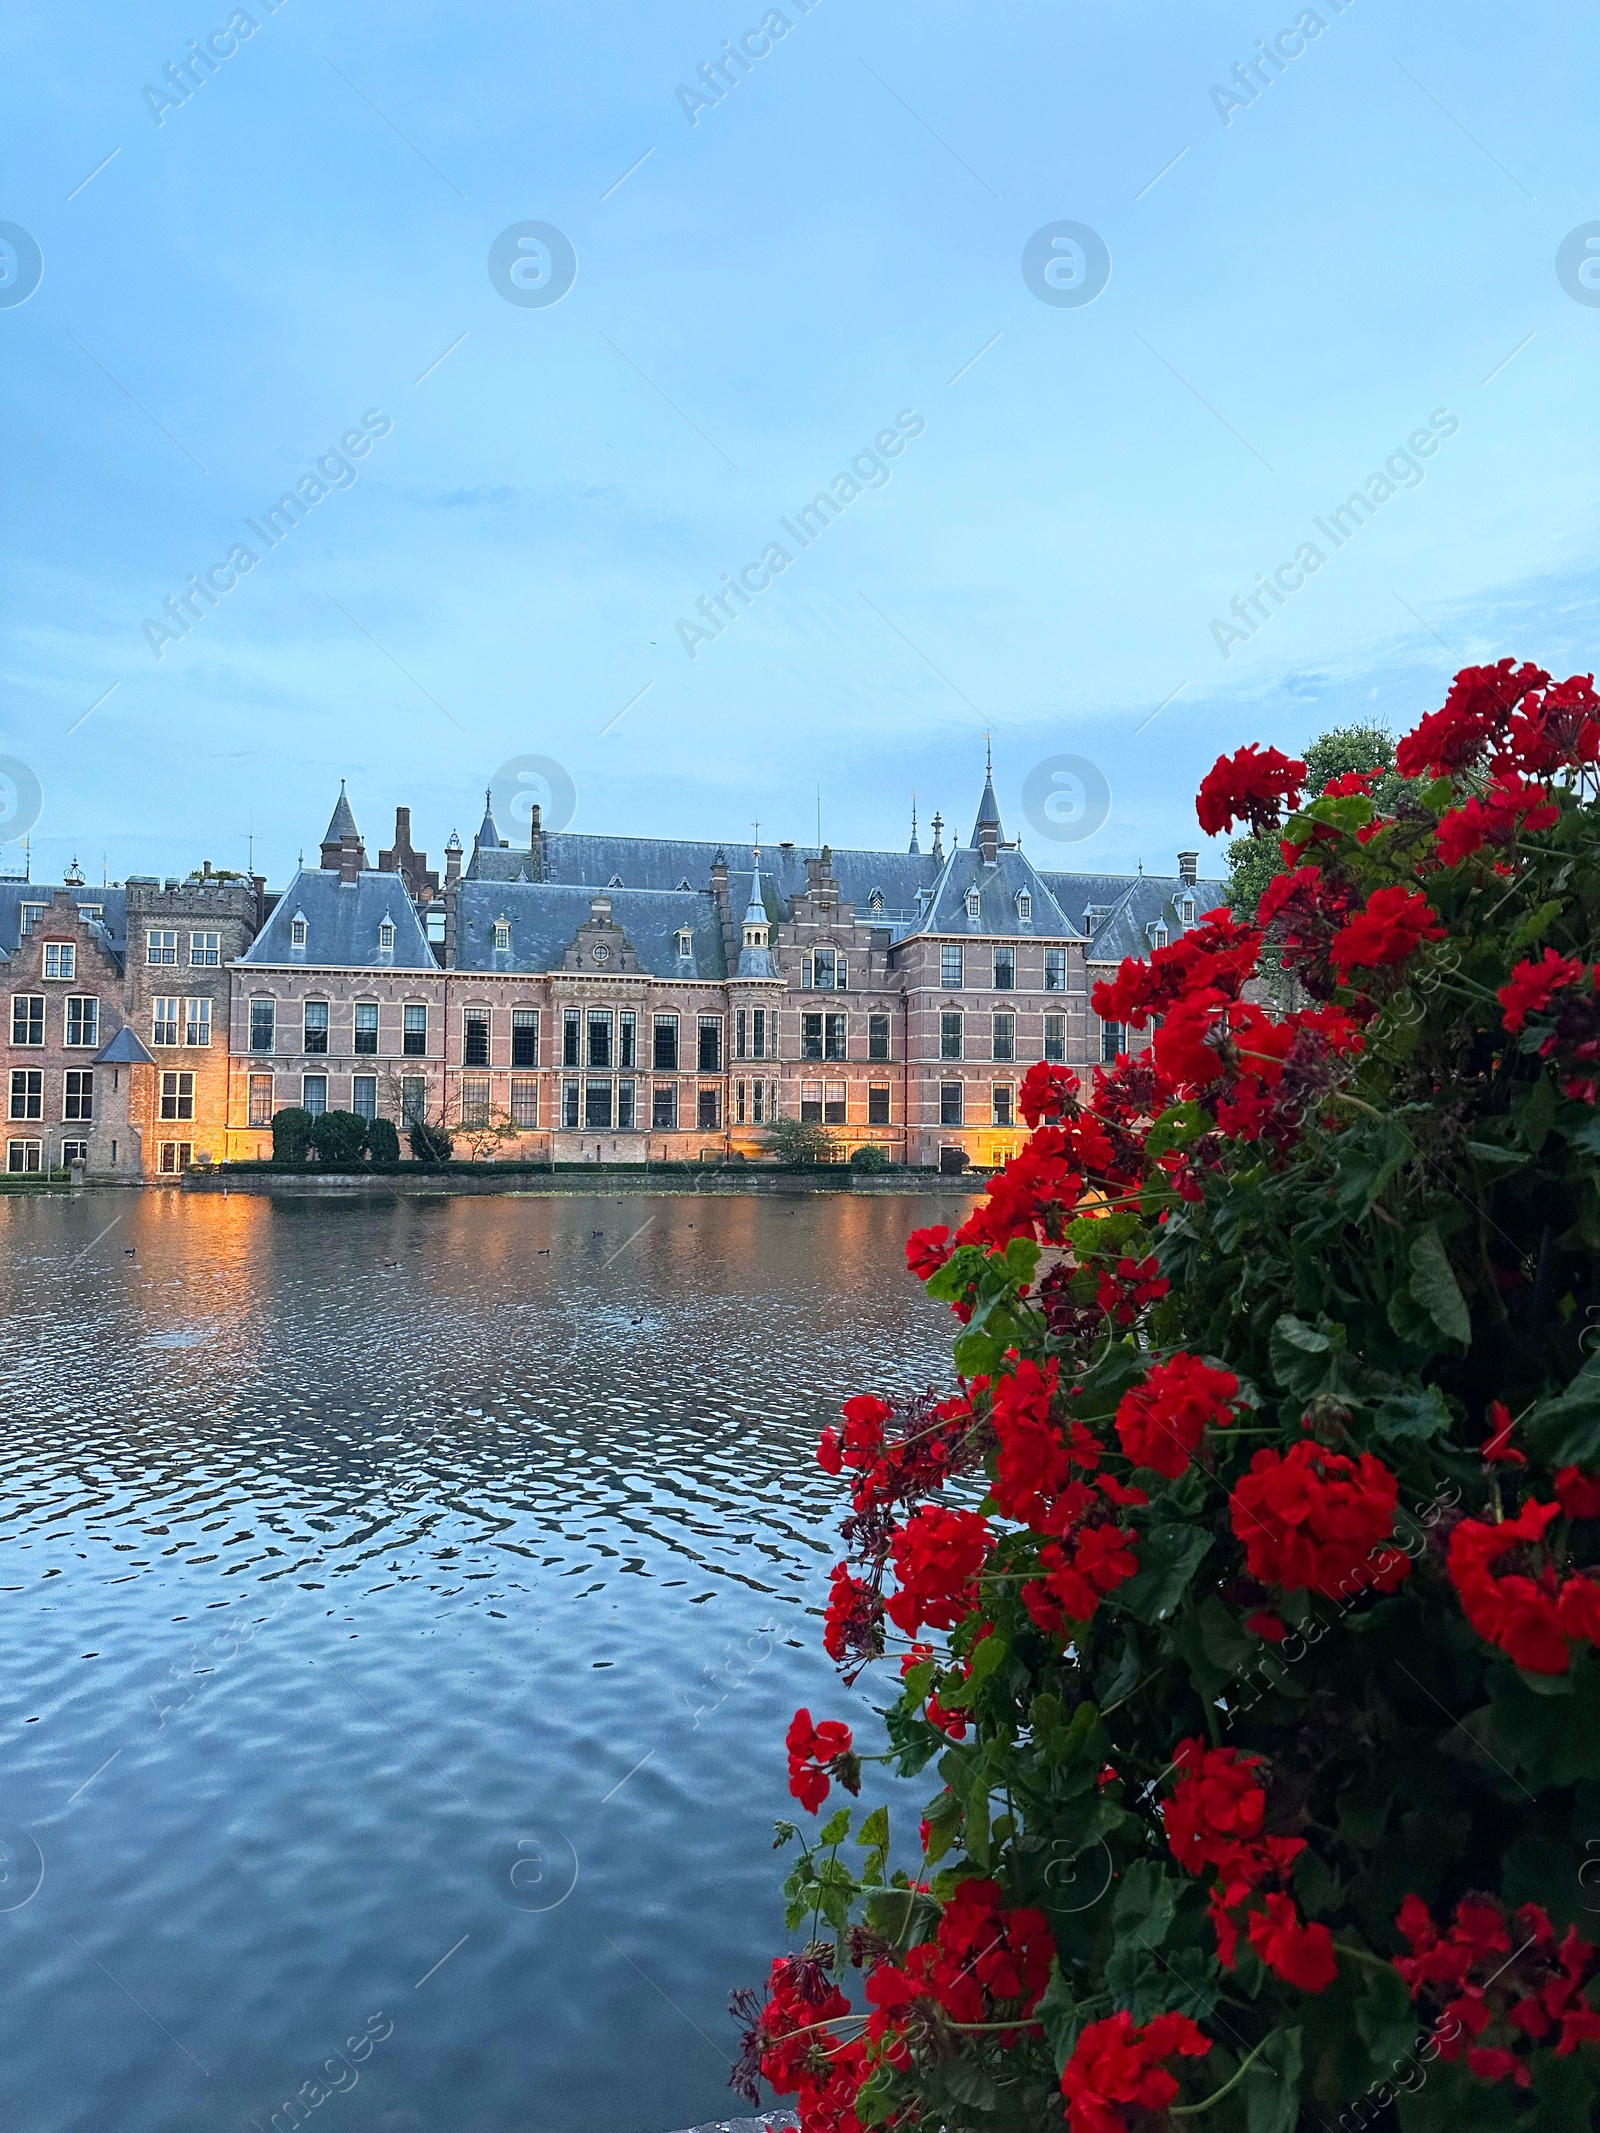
[1115,1352,1241,1479]
[1395,659,1555,778]
[1017,1059,1081,1126]
[822,1564,881,1667]
[786,1710,856,1813]
[1496,952,1600,1101]
[1328,885,1446,974]
[1022,1519,1141,1635]
[1435,771,1559,867]
[989,1355,1103,1527]
[745,1953,866,2132]
[816,1390,974,1519]
[1060,2009,1211,2133]
[885,1505,992,1635]
[1163,1739,1337,1993]
[1229,1440,1411,1600]
[952,1128,1089,1256]
[1196,743,1307,836]
[1499,948,1587,1034]
[1091,910,1261,1031]
[865,1876,1053,2046]
[905,1224,954,1280]
[1395,1891,1600,2087]
[1094,1252,1169,1328]
[1447,1496,1600,1674]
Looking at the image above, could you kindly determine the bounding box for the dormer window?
[1148,922,1169,949]
[607,875,624,889]
[676,878,693,893]
[289,914,308,949]
[493,921,511,951]
[1180,897,1196,925]
[676,929,693,957]
[966,890,981,921]
[378,919,396,951]
[1016,891,1032,922]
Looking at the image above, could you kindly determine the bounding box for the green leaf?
[1527,2046,1600,2128]
[817,1807,852,1846]
[1516,1071,1560,1153]
[1268,1313,1343,1399]
[1507,897,1565,955]
[1568,1112,1600,1156]
[1111,1857,1180,1945]
[1116,1523,1214,1624]
[1407,1228,1471,1345]
[1373,1388,1453,1444]
[1524,1354,1600,1466]
[1036,1959,1083,2076]
[1353,1960,1419,2075]
[857,1805,889,1850]
[1245,2025,1302,2133]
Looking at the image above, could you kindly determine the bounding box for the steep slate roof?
[454,881,727,979]
[239,868,435,968]
[322,785,360,846]
[1044,871,1228,963]
[0,883,127,962]
[906,846,1083,939]
[96,1025,156,1065]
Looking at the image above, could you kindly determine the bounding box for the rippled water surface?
[0,1186,967,2133]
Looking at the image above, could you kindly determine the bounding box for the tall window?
[1044,1013,1066,1063]
[824,1013,846,1061]
[993,947,1015,990]
[751,1007,767,1059]
[993,1085,1014,1128]
[652,1083,678,1129]
[7,1140,42,1172]
[940,1011,963,1060]
[248,1074,274,1127]
[158,1142,192,1174]
[379,921,396,952]
[11,996,43,1046]
[352,1076,377,1122]
[492,921,510,952]
[868,1014,890,1061]
[800,1081,823,1122]
[675,929,693,959]
[9,1070,42,1119]
[801,1013,823,1061]
[290,917,308,949]
[354,1002,379,1054]
[465,1009,492,1066]
[460,1076,491,1127]
[152,998,180,1047]
[1149,923,1168,950]
[697,1016,722,1071]
[18,904,43,937]
[161,1070,196,1121]
[940,945,963,989]
[736,1009,747,1060]
[992,1011,1015,1062]
[585,1080,613,1130]
[1045,948,1066,991]
[965,891,981,921]
[189,931,220,966]
[563,1009,581,1067]
[823,1082,846,1125]
[697,1085,721,1130]
[1180,897,1197,925]
[184,998,211,1047]
[940,1082,964,1126]
[652,1014,678,1069]
[300,1074,327,1117]
[811,948,844,989]
[1101,1020,1126,1064]
[511,1009,538,1066]
[43,943,75,980]
[1017,893,1032,923]
[66,997,99,1048]
[146,929,178,965]
[619,1011,637,1068]
[510,1077,538,1129]
[250,999,276,1052]
[403,1004,427,1056]
[618,1079,636,1130]
[868,1085,891,1125]
[402,1077,427,1123]
[303,1001,329,1053]
[587,1010,613,1068]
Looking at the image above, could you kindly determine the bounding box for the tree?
[766,1117,838,1164]
[409,1119,453,1163]
[270,1107,313,1166]
[309,1109,369,1168]
[365,1117,401,1165]
[739,661,1600,2132]
[458,1105,522,1163]
[1226,722,1401,918]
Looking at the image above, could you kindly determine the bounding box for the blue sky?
[2,0,1597,887]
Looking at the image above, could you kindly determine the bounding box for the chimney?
[590,894,613,924]
[978,823,998,865]
[339,845,361,886]
[445,832,463,886]
[1177,851,1198,886]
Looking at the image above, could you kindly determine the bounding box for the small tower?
[444,830,463,886]
[738,855,778,978]
[971,741,1002,865]
[319,781,368,878]
[474,789,503,853]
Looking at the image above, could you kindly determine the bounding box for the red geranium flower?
[1115,1353,1241,1479]
[1196,744,1307,837]
[1060,2009,1211,2133]
[1328,885,1446,974]
[885,1505,992,1635]
[785,1709,856,1813]
[1498,948,1586,1034]
[1229,1440,1411,1599]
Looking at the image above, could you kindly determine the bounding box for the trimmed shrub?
[409,1119,453,1164]
[309,1109,368,1168]
[849,1142,890,1172]
[365,1117,401,1165]
[270,1107,314,1166]
[765,1117,838,1165]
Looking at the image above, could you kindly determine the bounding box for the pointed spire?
[930,810,945,863]
[475,788,503,851]
[321,780,359,848]
[739,849,778,976]
[320,780,366,873]
[908,793,920,855]
[970,739,1002,850]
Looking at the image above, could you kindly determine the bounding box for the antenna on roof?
[815,784,821,851]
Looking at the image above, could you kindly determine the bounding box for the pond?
[0,1187,966,2133]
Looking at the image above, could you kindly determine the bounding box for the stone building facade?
[223,770,1221,1169]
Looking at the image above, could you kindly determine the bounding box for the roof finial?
[909,793,919,855]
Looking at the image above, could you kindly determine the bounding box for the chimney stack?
[1177,851,1198,886]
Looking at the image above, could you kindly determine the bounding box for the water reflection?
[0,1187,965,2133]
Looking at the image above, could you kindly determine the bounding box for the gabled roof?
[453,881,727,979]
[239,868,435,968]
[904,845,1083,940]
[96,1025,155,1065]
[0,883,128,962]
[1047,871,1228,963]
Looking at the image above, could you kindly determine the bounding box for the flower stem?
[1169,2029,1276,2115]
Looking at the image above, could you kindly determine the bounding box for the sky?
[2,0,1598,889]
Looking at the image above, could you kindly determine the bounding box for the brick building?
[223,770,1220,1168]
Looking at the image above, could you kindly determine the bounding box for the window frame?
[940,944,963,989]
[146,929,178,966]
[939,1081,964,1127]
[63,1069,94,1122]
[42,941,76,981]
[464,1008,492,1068]
[992,1010,1015,1062]
[402,1003,428,1057]
[65,995,99,1048]
[511,1008,539,1067]
[160,1069,196,1122]
[652,1014,679,1070]
[940,1010,963,1061]
[189,930,221,967]
[9,1068,43,1120]
[302,999,330,1054]
[249,998,276,1053]
[248,1073,275,1128]
[10,995,44,1047]
[152,997,181,1048]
